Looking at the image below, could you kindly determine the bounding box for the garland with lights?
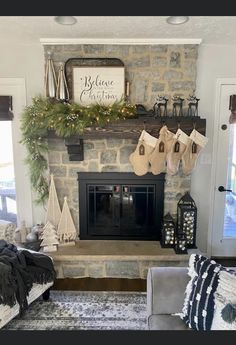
[20,96,137,205]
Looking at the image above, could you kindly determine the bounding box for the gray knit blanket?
[0,240,56,313]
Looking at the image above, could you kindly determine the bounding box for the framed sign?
[65,58,125,105]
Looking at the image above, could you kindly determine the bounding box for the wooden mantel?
[81,115,206,138]
[49,115,206,161]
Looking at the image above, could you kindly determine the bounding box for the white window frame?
[0,78,33,227]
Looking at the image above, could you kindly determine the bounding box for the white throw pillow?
[0,220,16,244]
[211,270,236,330]
[179,254,223,330]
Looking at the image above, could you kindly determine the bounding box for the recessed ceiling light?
[166,16,189,25]
[54,16,77,25]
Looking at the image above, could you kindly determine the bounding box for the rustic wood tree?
[40,221,59,252]
[45,174,61,229]
[57,197,77,246]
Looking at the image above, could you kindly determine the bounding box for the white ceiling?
[0,16,236,45]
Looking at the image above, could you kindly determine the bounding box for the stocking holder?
[187,95,200,116]
[172,96,184,116]
[153,95,168,117]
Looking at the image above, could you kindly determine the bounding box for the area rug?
[2,291,147,330]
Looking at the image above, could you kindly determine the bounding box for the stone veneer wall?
[44,44,198,237]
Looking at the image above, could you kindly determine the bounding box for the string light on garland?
[20,96,137,204]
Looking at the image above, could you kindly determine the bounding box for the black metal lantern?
[174,232,188,254]
[177,192,197,248]
[160,213,176,248]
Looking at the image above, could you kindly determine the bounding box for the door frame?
[207,78,236,257]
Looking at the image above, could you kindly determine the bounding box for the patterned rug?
[2,291,147,330]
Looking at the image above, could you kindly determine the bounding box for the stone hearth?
[51,240,192,279]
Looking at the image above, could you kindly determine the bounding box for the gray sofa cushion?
[148,314,191,330]
[147,267,189,315]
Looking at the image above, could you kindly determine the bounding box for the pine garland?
[20,96,137,204]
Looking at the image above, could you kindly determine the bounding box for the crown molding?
[40,38,202,45]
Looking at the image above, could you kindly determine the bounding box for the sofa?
[147,267,190,330]
[0,220,54,329]
[147,264,236,330]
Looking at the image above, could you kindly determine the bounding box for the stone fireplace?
[44,43,198,239]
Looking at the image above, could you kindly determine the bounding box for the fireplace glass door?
[78,172,165,240]
[88,184,155,237]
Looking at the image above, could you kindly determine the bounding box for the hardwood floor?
[52,278,147,292]
[212,257,236,267]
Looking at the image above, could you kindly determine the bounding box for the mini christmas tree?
[45,174,61,229]
[57,197,77,246]
[40,221,59,252]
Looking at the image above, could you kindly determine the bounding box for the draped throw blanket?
[0,240,56,313]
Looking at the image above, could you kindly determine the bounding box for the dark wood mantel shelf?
[81,115,206,138]
[48,115,206,161]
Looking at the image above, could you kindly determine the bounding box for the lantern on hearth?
[177,192,197,248]
[160,213,176,248]
[174,232,188,254]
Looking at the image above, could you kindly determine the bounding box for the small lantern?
[160,213,176,248]
[177,192,197,248]
[174,232,188,254]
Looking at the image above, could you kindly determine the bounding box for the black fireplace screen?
[78,172,165,240]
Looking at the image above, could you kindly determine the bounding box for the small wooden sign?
[174,141,180,153]
[159,141,165,152]
[192,142,197,153]
[139,144,145,155]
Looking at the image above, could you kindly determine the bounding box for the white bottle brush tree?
[45,174,62,230]
[57,197,77,245]
[40,221,59,252]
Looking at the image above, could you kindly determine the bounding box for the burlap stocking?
[129,130,157,176]
[149,126,174,175]
[166,129,189,175]
[182,129,208,175]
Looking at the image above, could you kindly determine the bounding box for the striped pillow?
[211,270,236,330]
[180,254,223,330]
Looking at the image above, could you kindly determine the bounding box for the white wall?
[193,44,236,253]
[0,40,44,101]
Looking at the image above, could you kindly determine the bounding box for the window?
[0,121,17,223]
[0,79,33,228]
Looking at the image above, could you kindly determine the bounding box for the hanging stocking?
[181,129,208,175]
[166,128,189,175]
[149,126,175,175]
[129,130,157,176]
